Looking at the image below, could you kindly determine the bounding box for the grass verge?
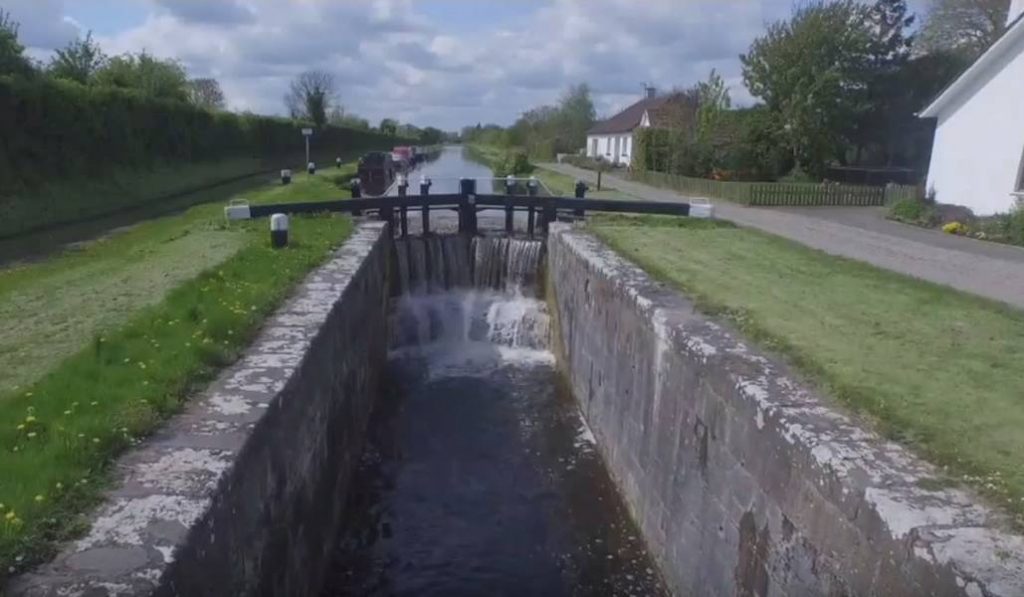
[0,172,355,575]
[592,217,1024,525]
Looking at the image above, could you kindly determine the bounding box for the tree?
[0,9,34,78]
[187,78,225,110]
[48,31,106,84]
[918,0,1010,59]
[695,69,732,143]
[419,126,445,145]
[555,83,596,151]
[379,118,398,135]
[741,0,876,177]
[94,52,189,101]
[284,70,336,128]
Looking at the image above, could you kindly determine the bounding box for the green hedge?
[630,169,921,207]
[0,76,409,235]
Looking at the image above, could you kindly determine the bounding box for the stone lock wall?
[547,224,1024,597]
[9,222,392,597]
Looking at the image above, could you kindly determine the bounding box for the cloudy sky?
[5,0,928,131]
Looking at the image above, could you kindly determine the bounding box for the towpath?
[540,162,1024,310]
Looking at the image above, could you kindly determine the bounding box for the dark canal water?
[319,240,669,597]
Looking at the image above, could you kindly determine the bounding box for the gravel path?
[542,163,1024,310]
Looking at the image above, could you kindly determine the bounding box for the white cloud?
[12,0,798,129]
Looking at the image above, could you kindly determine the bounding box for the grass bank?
[0,170,355,576]
[592,217,1024,525]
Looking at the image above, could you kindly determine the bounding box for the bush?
[942,221,966,235]
[887,197,936,226]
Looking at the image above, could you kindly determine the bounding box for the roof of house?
[919,15,1024,118]
[587,95,672,135]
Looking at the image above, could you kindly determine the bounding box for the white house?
[920,1,1024,215]
[586,87,674,166]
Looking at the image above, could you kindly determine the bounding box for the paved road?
[542,163,1024,310]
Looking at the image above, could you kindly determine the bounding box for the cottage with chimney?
[585,86,686,166]
[919,0,1024,214]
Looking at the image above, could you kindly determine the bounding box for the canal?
[318,230,669,595]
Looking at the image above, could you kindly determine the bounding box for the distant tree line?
[0,9,446,144]
[460,84,597,159]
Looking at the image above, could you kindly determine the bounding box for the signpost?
[302,127,313,166]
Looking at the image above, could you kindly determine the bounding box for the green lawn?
[0,170,355,575]
[534,166,638,201]
[592,217,1024,525]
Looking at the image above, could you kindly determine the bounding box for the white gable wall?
[586,134,633,165]
[925,33,1024,215]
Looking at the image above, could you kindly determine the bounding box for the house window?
[623,136,630,156]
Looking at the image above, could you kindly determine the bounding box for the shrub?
[888,197,936,226]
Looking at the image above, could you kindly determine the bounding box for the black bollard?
[280,169,292,185]
[575,180,587,198]
[349,179,361,198]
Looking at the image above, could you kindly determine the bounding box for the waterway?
[319,237,668,596]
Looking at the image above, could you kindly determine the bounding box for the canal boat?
[357,151,396,196]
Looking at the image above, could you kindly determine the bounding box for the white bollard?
[335,156,342,168]
[280,169,292,185]
[307,161,316,175]
[270,213,289,248]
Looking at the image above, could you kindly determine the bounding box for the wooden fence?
[629,170,921,207]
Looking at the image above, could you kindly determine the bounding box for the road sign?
[301,128,313,136]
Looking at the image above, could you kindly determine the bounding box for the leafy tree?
[555,83,596,151]
[741,0,876,177]
[284,70,336,128]
[419,126,445,145]
[0,9,34,78]
[48,31,106,84]
[379,118,398,135]
[186,78,225,110]
[918,0,1010,59]
[695,69,732,144]
[94,52,189,101]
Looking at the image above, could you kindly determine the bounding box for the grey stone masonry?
[8,221,392,597]
[547,223,1024,597]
